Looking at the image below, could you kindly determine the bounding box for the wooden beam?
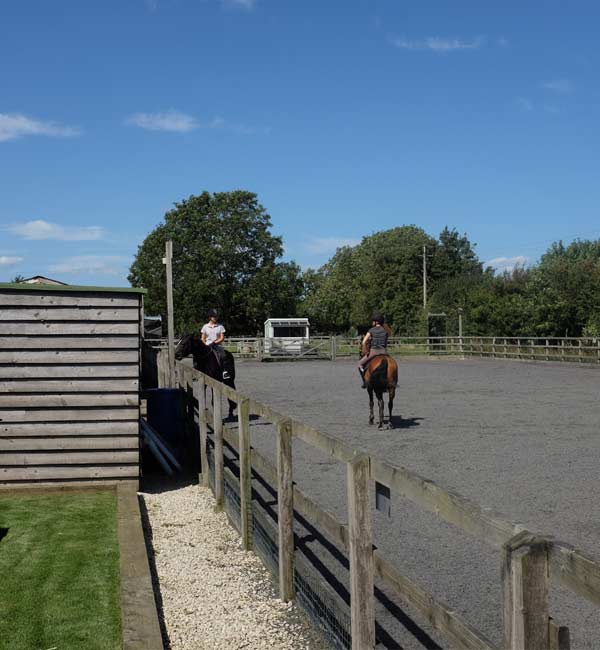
[0,407,139,422]
[549,544,600,608]
[277,418,294,602]
[347,453,375,650]
[0,365,139,379]
[0,394,138,408]
[0,421,139,437]
[213,391,224,510]
[0,379,139,393]
[0,465,139,480]
[0,293,139,307]
[373,553,496,650]
[0,350,139,364]
[371,458,522,549]
[238,398,253,551]
[0,307,139,322]
[0,336,140,350]
[502,532,550,650]
[0,451,139,465]
[193,377,209,487]
[0,322,139,335]
[0,436,139,451]
[164,240,176,388]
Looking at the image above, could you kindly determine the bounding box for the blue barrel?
[145,388,183,447]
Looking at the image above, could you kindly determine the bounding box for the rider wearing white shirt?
[201,309,230,379]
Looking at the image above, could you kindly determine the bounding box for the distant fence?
[146,350,600,649]
[146,335,600,365]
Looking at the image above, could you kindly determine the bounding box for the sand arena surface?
[232,357,599,649]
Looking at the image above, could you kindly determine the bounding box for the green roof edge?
[0,282,147,294]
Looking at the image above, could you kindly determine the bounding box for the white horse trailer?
[263,318,310,357]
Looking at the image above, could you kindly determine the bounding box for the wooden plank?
[549,544,600,607]
[193,377,209,487]
[0,408,139,422]
[238,398,253,551]
[0,436,139,451]
[292,420,355,463]
[0,465,139,481]
[213,391,224,510]
[0,450,139,465]
[165,240,176,388]
[0,421,139,437]
[293,485,349,551]
[0,336,139,349]
[0,307,139,322]
[549,619,571,650]
[502,533,549,650]
[371,458,522,549]
[0,322,139,335]
[0,394,138,408]
[0,365,139,379]
[277,418,295,602]
[347,453,375,650]
[0,293,139,307]
[0,379,139,393]
[374,553,496,650]
[0,350,139,364]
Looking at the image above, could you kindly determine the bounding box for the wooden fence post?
[163,240,176,388]
[213,389,224,509]
[502,533,550,650]
[277,418,295,601]
[194,376,209,487]
[347,453,375,650]
[331,335,337,361]
[238,398,253,551]
[578,339,583,363]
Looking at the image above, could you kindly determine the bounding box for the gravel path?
[233,357,600,649]
[141,484,330,650]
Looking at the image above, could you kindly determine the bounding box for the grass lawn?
[0,491,122,650]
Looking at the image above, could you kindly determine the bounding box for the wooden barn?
[0,282,145,488]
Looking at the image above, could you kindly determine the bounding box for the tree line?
[129,190,600,338]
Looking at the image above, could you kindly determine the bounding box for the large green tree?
[128,190,303,334]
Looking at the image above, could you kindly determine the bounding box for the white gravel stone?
[141,484,331,650]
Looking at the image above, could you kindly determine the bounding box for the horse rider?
[201,308,230,380]
[358,313,389,388]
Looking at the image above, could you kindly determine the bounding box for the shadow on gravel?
[139,495,171,650]
[390,416,423,429]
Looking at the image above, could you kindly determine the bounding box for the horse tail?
[387,357,398,388]
[371,356,388,383]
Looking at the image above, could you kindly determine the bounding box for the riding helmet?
[207,308,218,318]
[371,312,385,325]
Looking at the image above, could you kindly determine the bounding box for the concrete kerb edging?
[0,483,163,650]
[117,483,164,650]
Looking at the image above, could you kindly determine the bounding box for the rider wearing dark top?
[358,313,389,387]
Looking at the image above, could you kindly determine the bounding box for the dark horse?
[175,333,237,418]
[361,342,398,430]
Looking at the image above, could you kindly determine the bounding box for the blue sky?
[1,0,599,286]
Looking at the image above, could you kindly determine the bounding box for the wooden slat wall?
[0,289,141,487]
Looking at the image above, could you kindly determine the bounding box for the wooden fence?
[164,352,599,650]
[147,335,600,365]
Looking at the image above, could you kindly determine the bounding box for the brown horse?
[362,346,398,429]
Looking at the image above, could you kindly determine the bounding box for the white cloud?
[0,255,23,266]
[516,97,534,112]
[0,113,81,143]
[126,110,198,132]
[49,255,127,276]
[7,220,105,241]
[306,237,360,254]
[222,0,256,8]
[390,36,484,53]
[541,79,573,94]
[486,256,530,273]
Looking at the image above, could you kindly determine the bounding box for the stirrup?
[222,371,231,380]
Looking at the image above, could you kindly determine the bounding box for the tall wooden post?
[277,418,294,601]
[238,398,253,550]
[194,376,209,487]
[163,240,176,388]
[213,390,224,509]
[347,453,375,650]
[502,533,550,650]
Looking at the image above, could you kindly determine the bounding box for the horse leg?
[387,387,395,429]
[228,398,236,419]
[377,392,385,430]
[368,387,374,425]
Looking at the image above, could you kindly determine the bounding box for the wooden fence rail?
[167,354,598,649]
[147,336,600,366]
